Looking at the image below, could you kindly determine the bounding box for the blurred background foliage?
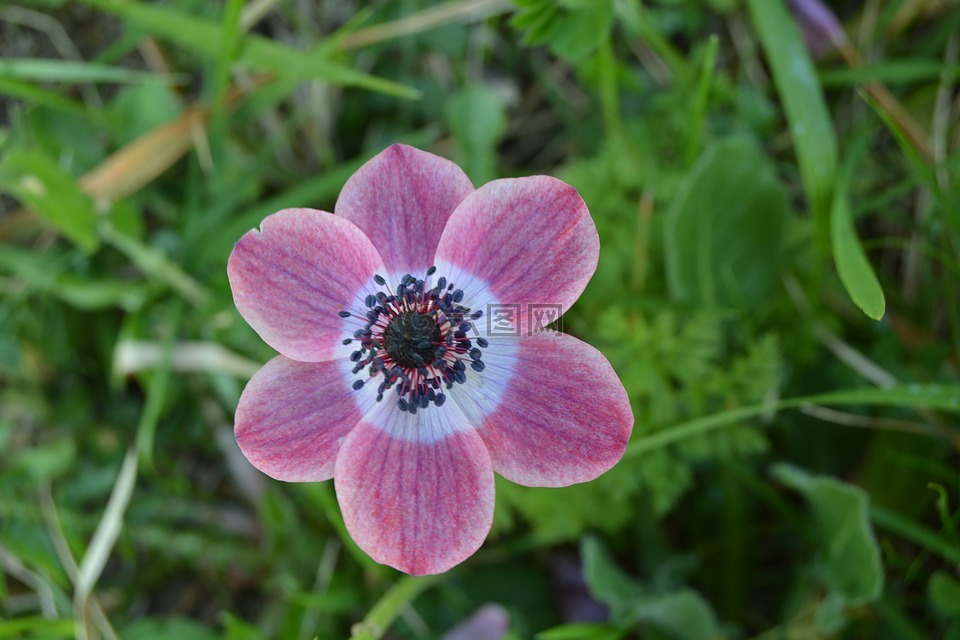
[1,0,959,638]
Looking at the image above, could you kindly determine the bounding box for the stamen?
[341,265,488,413]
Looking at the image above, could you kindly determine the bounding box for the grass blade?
[0,58,180,84]
[77,0,419,98]
[625,384,960,458]
[747,0,838,273]
[0,76,91,116]
[831,153,885,320]
[74,448,138,640]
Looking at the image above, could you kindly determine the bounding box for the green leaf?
[581,536,718,639]
[76,0,419,99]
[108,81,182,145]
[0,148,100,251]
[626,590,719,640]
[547,0,614,62]
[664,136,789,308]
[747,0,837,269]
[820,60,960,86]
[0,58,179,84]
[0,617,75,637]
[830,160,885,319]
[0,245,148,311]
[13,438,76,480]
[537,624,626,640]
[121,618,221,640]
[100,223,208,307]
[626,383,960,459]
[581,535,645,621]
[445,84,506,185]
[807,384,960,413]
[221,613,263,640]
[930,572,960,616]
[772,463,883,604]
[0,77,90,117]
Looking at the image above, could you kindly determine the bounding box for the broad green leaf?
[108,82,182,145]
[221,613,262,640]
[581,535,645,621]
[548,0,614,62]
[446,84,506,185]
[664,136,789,308]
[627,591,719,640]
[831,159,885,319]
[581,537,718,639]
[772,463,883,604]
[747,0,837,267]
[930,572,960,616]
[0,148,100,251]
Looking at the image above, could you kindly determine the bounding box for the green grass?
[2,0,960,638]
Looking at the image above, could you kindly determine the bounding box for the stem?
[349,575,442,640]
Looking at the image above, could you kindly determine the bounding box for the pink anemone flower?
[228,144,634,575]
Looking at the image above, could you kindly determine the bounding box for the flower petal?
[334,401,494,575]
[474,332,633,487]
[228,208,385,362]
[336,144,474,280]
[434,177,598,335]
[235,355,362,482]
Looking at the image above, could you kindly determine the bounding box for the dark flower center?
[337,266,487,414]
[382,311,442,368]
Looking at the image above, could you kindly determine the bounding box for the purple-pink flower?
[228,144,634,575]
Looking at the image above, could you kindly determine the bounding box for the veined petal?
[235,356,362,482]
[336,144,474,280]
[434,177,598,335]
[475,332,633,487]
[334,400,494,575]
[228,208,385,362]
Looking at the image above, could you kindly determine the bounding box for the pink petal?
[228,208,385,362]
[336,144,474,280]
[475,333,633,487]
[334,402,494,575]
[235,355,362,482]
[434,177,598,335]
